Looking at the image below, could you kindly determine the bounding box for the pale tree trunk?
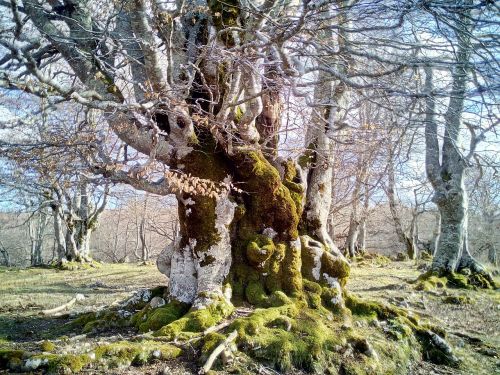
[29,209,49,266]
[386,148,417,259]
[138,195,149,262]
[52,203,67,262]
[302,0,350,258]
[488,246,497,267]
[357,185,370,253]
[432,212,441,256]
[344,157,369,257]
[113,206,123,262]
[63,179,108,262]
[424,5,491,283]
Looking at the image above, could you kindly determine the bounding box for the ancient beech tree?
[0,0,355,309]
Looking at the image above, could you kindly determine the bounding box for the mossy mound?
[71,310,131,333]
[94,340,181,368]
[246,235,276,266]
[40,340,56,352]
[345,293,459,368]
[353,253,392,267]
[0,349,24,370]
[442,295,474,305]
[72,287,169,334]
[415,272,448,291]
[415,270,496,291]
[54,260,102,271]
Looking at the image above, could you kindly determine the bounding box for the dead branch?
[199,330,238,374]
[41,294,85,316]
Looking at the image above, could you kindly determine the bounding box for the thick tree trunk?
[157,142,350,308]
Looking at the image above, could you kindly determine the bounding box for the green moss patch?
[415,270,495,291]
[154,298,233,339]
[224,299,423,374]
[40,340,56,352]
[72,310,131,333]
[94,340,181,368]
[132,301,189,333]
[442,295,474,305]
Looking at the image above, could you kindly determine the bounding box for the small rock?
[25,358,46,370]
[149,297,166,309]
[117,309,132,318]
[365,346,379,361]
[341,323,352,330]
[152,350,162,358]
[370,319,381,328]
[478,347,497,357]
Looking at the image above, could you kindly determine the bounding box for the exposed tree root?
[1,286,465,374]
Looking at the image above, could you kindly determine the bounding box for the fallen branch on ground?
[41,294,85,316]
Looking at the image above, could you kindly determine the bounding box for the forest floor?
[0,259,498,374]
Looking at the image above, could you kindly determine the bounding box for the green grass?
[0,263,164,341]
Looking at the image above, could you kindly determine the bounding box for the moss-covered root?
[154,297,234,339]
[132,301,189,333]
[301,235,350,288]
[415,270,496,291]
[207,299,425,374]
[0,341,181,373]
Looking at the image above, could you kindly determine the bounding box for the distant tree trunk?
[386,149,417,259]
[488,245,497,267]
[344,156,368,257]
[63,179,108,262]
[112,206,123,262]
[138,196,149,262]
[29,209,49,266]
[52,203,67,262]
[0,240,10,266]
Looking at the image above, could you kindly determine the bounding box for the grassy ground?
[348,258,500,375]
[0,260,498,374]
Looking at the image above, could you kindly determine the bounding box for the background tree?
[421,1,498,283]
